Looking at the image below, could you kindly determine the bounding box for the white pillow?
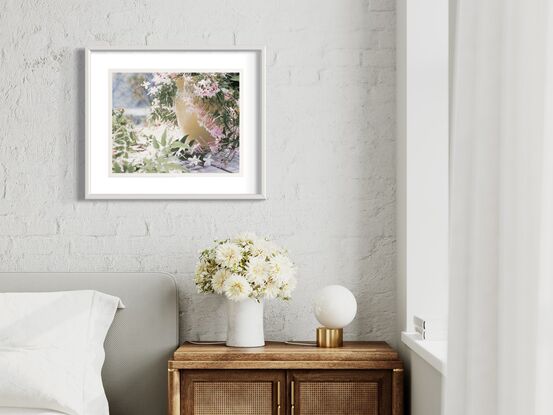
[0,409,65,414]
[0,291,123,415]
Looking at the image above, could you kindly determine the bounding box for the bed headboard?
[0,272,179,415]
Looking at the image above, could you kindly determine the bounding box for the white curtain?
[445,0,553,414]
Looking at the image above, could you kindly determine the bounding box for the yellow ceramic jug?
[174,77,215,148]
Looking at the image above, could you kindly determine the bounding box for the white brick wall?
[0,0,396,345]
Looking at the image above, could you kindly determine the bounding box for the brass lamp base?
[316,327,343,348]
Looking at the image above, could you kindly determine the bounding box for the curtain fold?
[446,0,553,414]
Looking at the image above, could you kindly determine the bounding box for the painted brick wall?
[0,0,396,345]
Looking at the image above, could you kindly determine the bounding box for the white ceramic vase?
[226,298,265,347]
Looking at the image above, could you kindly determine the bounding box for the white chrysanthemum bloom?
[195,260,208,274]
[251,238,278,257]
[246,256,270,285]
[194,261,208,284]
[212,269,232,294]
[264,279,281,299]
[215,242,243,268]
[223,274,253,301]
[234,232,258,245]
[270,254,295,284]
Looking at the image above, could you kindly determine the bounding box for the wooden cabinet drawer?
[181,370,286,415]
[288,370,392,415]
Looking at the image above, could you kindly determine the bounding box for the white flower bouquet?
[194,233,297,302]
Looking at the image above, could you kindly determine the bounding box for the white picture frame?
[85,48,266,199]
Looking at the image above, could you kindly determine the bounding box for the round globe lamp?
[313,285,357,348]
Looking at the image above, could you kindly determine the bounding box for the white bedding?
[0,409,64,414]
[0,290,122,415]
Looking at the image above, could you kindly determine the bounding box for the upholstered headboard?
[0,272,179,415]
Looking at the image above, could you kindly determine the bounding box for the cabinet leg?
[168,368,180,415]
[392,368,404,415]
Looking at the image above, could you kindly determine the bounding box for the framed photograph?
[85,48,265,199]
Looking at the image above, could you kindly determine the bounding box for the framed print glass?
[85,48,265,199]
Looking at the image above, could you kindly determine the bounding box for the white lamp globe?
[313,285,357,329]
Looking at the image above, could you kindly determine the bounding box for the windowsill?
[401,331,447,375]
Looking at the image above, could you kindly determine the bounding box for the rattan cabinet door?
[288,370,392,415]
[182,370,286,415]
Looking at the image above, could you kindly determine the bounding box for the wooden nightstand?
[168,341,403,415]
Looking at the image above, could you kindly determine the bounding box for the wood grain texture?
[169,360,403,370]
[392,368,404,415]
[168,368,180,415]
[173,341,399,362]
